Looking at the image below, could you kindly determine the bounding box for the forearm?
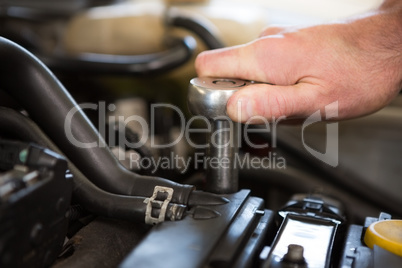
[378,0,402,36]
[343,0,401,72]
[379,0,402,10]
[368,0,402,85]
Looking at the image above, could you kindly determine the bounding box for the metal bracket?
[144,186,174,225]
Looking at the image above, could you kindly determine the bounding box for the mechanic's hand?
[195,5,402,123]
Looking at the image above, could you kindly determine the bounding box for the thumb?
[226,83,320,123]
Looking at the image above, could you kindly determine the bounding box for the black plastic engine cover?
[0,140,72,268]
[120,190,274,268]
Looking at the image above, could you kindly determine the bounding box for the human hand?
[195,5,402,123]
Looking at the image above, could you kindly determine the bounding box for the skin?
[195,0,402,123]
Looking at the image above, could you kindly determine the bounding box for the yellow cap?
[364,220,402,257]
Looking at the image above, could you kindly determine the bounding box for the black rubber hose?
[38,36,197,75]
[165,9,225,50]
[0,107,186,222]
[0,37,194,204]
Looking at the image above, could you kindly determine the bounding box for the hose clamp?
[144,186,174,225]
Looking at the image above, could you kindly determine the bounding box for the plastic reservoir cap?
[364,220,402,257]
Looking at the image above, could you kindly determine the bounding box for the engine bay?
[0,1,401,267]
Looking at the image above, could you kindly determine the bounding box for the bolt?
[282,244,306,265]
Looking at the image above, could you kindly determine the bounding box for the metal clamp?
[144,186,174,225]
